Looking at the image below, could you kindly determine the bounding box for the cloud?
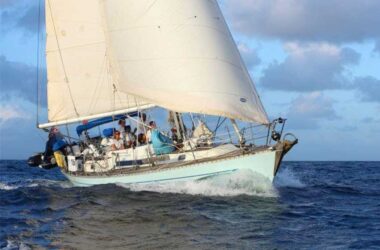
[286,92,338,129]
[0,104,30,125]
[375,40,380,54]
[0,114,43,159]
[355,76,380,102]
[237,42,261,70]
[0,0,42,34]
[224,0,380,44]
[259,42,359,92]
[0,55,46,105]
[16,3,41,34]
[0,0,18,8]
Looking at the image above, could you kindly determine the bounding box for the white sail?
[102,0,269,124]
[44,0,151,125]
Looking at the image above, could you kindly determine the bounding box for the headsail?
[43,0,151,127]
[102,0,269,124]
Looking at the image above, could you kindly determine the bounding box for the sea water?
[1,161,379,249]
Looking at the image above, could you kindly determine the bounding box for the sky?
[0,0,379,160]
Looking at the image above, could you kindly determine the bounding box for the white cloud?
[259,42,359,92]
[237,42,261,70]
[224,0,380,44]
[286,92,338,129]
[355,76,380,102]
[375,40,380,53]
[0,104,30,125]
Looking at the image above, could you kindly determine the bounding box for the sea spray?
[274,167,305,188]
[118,169,277,197]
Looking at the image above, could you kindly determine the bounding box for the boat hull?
[62,149,280,187]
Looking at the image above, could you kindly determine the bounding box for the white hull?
[62,148,280,187]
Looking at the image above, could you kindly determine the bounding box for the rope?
[47,0,79,117]
[87,53,107,114]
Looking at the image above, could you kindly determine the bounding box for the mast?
[230,119,244,145]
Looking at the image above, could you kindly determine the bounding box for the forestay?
[102,0,269,124]
[44,0,151,126]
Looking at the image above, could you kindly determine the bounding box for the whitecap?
[1,240,31,250]
[0,179,72,191]
[0,183,17,190]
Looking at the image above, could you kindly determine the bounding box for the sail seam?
[45,41,106,52]
[118,57,243,70]
[86,53,108,114]
[47,0,80,118]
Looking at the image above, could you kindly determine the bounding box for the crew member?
[149,121,175,155]
[110,130,125,151]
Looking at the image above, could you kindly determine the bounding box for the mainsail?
[102,0,269,124]
[43,0,152,127]
[42,0,269,127]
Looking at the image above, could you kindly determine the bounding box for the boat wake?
[117,169,277,197]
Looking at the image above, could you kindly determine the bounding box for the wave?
[274,167,305,188]
[1,240,31,250]
[118,169,277,197]
[0,179,72,191]
[0,183,17,190]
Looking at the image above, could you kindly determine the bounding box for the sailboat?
[29,0,297,187]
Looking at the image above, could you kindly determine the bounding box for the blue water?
[1,161,379,249]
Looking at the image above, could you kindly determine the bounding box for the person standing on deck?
[149,121,175,155]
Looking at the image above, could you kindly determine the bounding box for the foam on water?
[2,161,380,249]
[274,167,305,188]
[1,240,31,250]
[0,183,17,190]
[118,169,277,197]
[0,179,72,190]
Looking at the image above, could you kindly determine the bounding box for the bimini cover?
[76,112,138,136]
[103,128,115,137]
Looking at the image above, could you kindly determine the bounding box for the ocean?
[1,161,379,249]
